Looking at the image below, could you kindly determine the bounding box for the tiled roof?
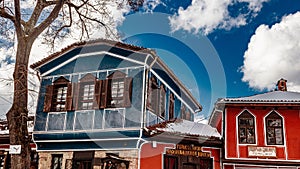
[146,119,221,139]
[30,39,152,69]
[221,91,300,103]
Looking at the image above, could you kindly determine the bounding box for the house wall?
[225,106,300,160]
[140,142,221,169]
[34,65,145,133]
[39,151,73,169]
[38,150,139,169]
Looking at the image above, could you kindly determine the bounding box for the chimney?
[276,78,287,91]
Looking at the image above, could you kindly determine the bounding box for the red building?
[209,79,300,169]
[141,119,222,169]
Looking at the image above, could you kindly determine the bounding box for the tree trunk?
[6,37,33,169]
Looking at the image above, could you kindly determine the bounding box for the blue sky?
[1,0,300,120]
[118,0,300,119]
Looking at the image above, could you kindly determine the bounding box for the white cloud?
[0,0,132,116]
[241,12,300,91]
[169,0,268,35]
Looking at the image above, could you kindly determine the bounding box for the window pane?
[125,109,141,127]
[65,112,75,130]
[240,128,246,137]
[51,155,63,169]
[94,110,104,129]
[238,111,255,144]
[266,112,284,145]
[109,79,126,108]
[268,119,281,126]
[105,110,124,128]
[75,111,93,130]
[48,113,65,131]
[248,119,253,125]
[146,111,157,127]
[239,119,247,125]
[53,85,68,111]
[267,128,275,144]
[275,128,283,144]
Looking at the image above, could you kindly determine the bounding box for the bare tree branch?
[52,5,72,43]
[30,0,64,39]
[14,0,23,38]
[0,6,15,22]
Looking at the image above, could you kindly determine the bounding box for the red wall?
[225,107,300,160]
[140,142,221,169]
[140,143,175,169]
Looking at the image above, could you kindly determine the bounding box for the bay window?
[44,76,72,112]
[238,110,256,144]
[266,111,284,145]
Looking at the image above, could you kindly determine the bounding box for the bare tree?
[0,0,143,168]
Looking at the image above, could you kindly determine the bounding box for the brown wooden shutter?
[146,78,152,110]
[152,88,160,115]
[43,85,54,112]
[66,83,73,111]
[100,79,108,108]
[169,93,175,119]
[93,80,102,109]
[160,86,166,117]
[123,77,133,107]
[107,79,113,107]
[72,83,79,110]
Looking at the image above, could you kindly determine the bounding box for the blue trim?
[36,139,141,151]
[33,130,141,141]
[38,44,147,75]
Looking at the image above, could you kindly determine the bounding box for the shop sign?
[248,146,276,157]
[9,145,21,154]
[166,144,210,158]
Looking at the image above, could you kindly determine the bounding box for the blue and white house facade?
[31,39,208,169]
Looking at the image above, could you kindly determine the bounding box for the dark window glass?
[105,110,124,128]
[75,111,94,130]
[94,110,104,129]
[51,154,63,169]
[47,113,66,131]
[266,111,284,145]
[125,109,141,128]
[65,112,75,130]
[238,110,256,144]
[164,155,177,169]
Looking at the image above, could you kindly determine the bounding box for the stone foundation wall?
[38,150,139,169]
[38,151,73,169]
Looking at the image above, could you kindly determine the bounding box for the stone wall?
[38,150,139,169]
[38,151,73,169]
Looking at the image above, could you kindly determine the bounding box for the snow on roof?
[222,90,300,103]
[147,119,221,139]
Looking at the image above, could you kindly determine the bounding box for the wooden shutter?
[100,79,108,108]
[123,77,133,107]
[159,85,166,117]
[72,83,79,110]
[43,85,54,112]
[146,78,152,110]
[152,88,160,115]
[66,83,73,111]
[93,80,102,109]
[169,93,175,119]
[106,79,113,107]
